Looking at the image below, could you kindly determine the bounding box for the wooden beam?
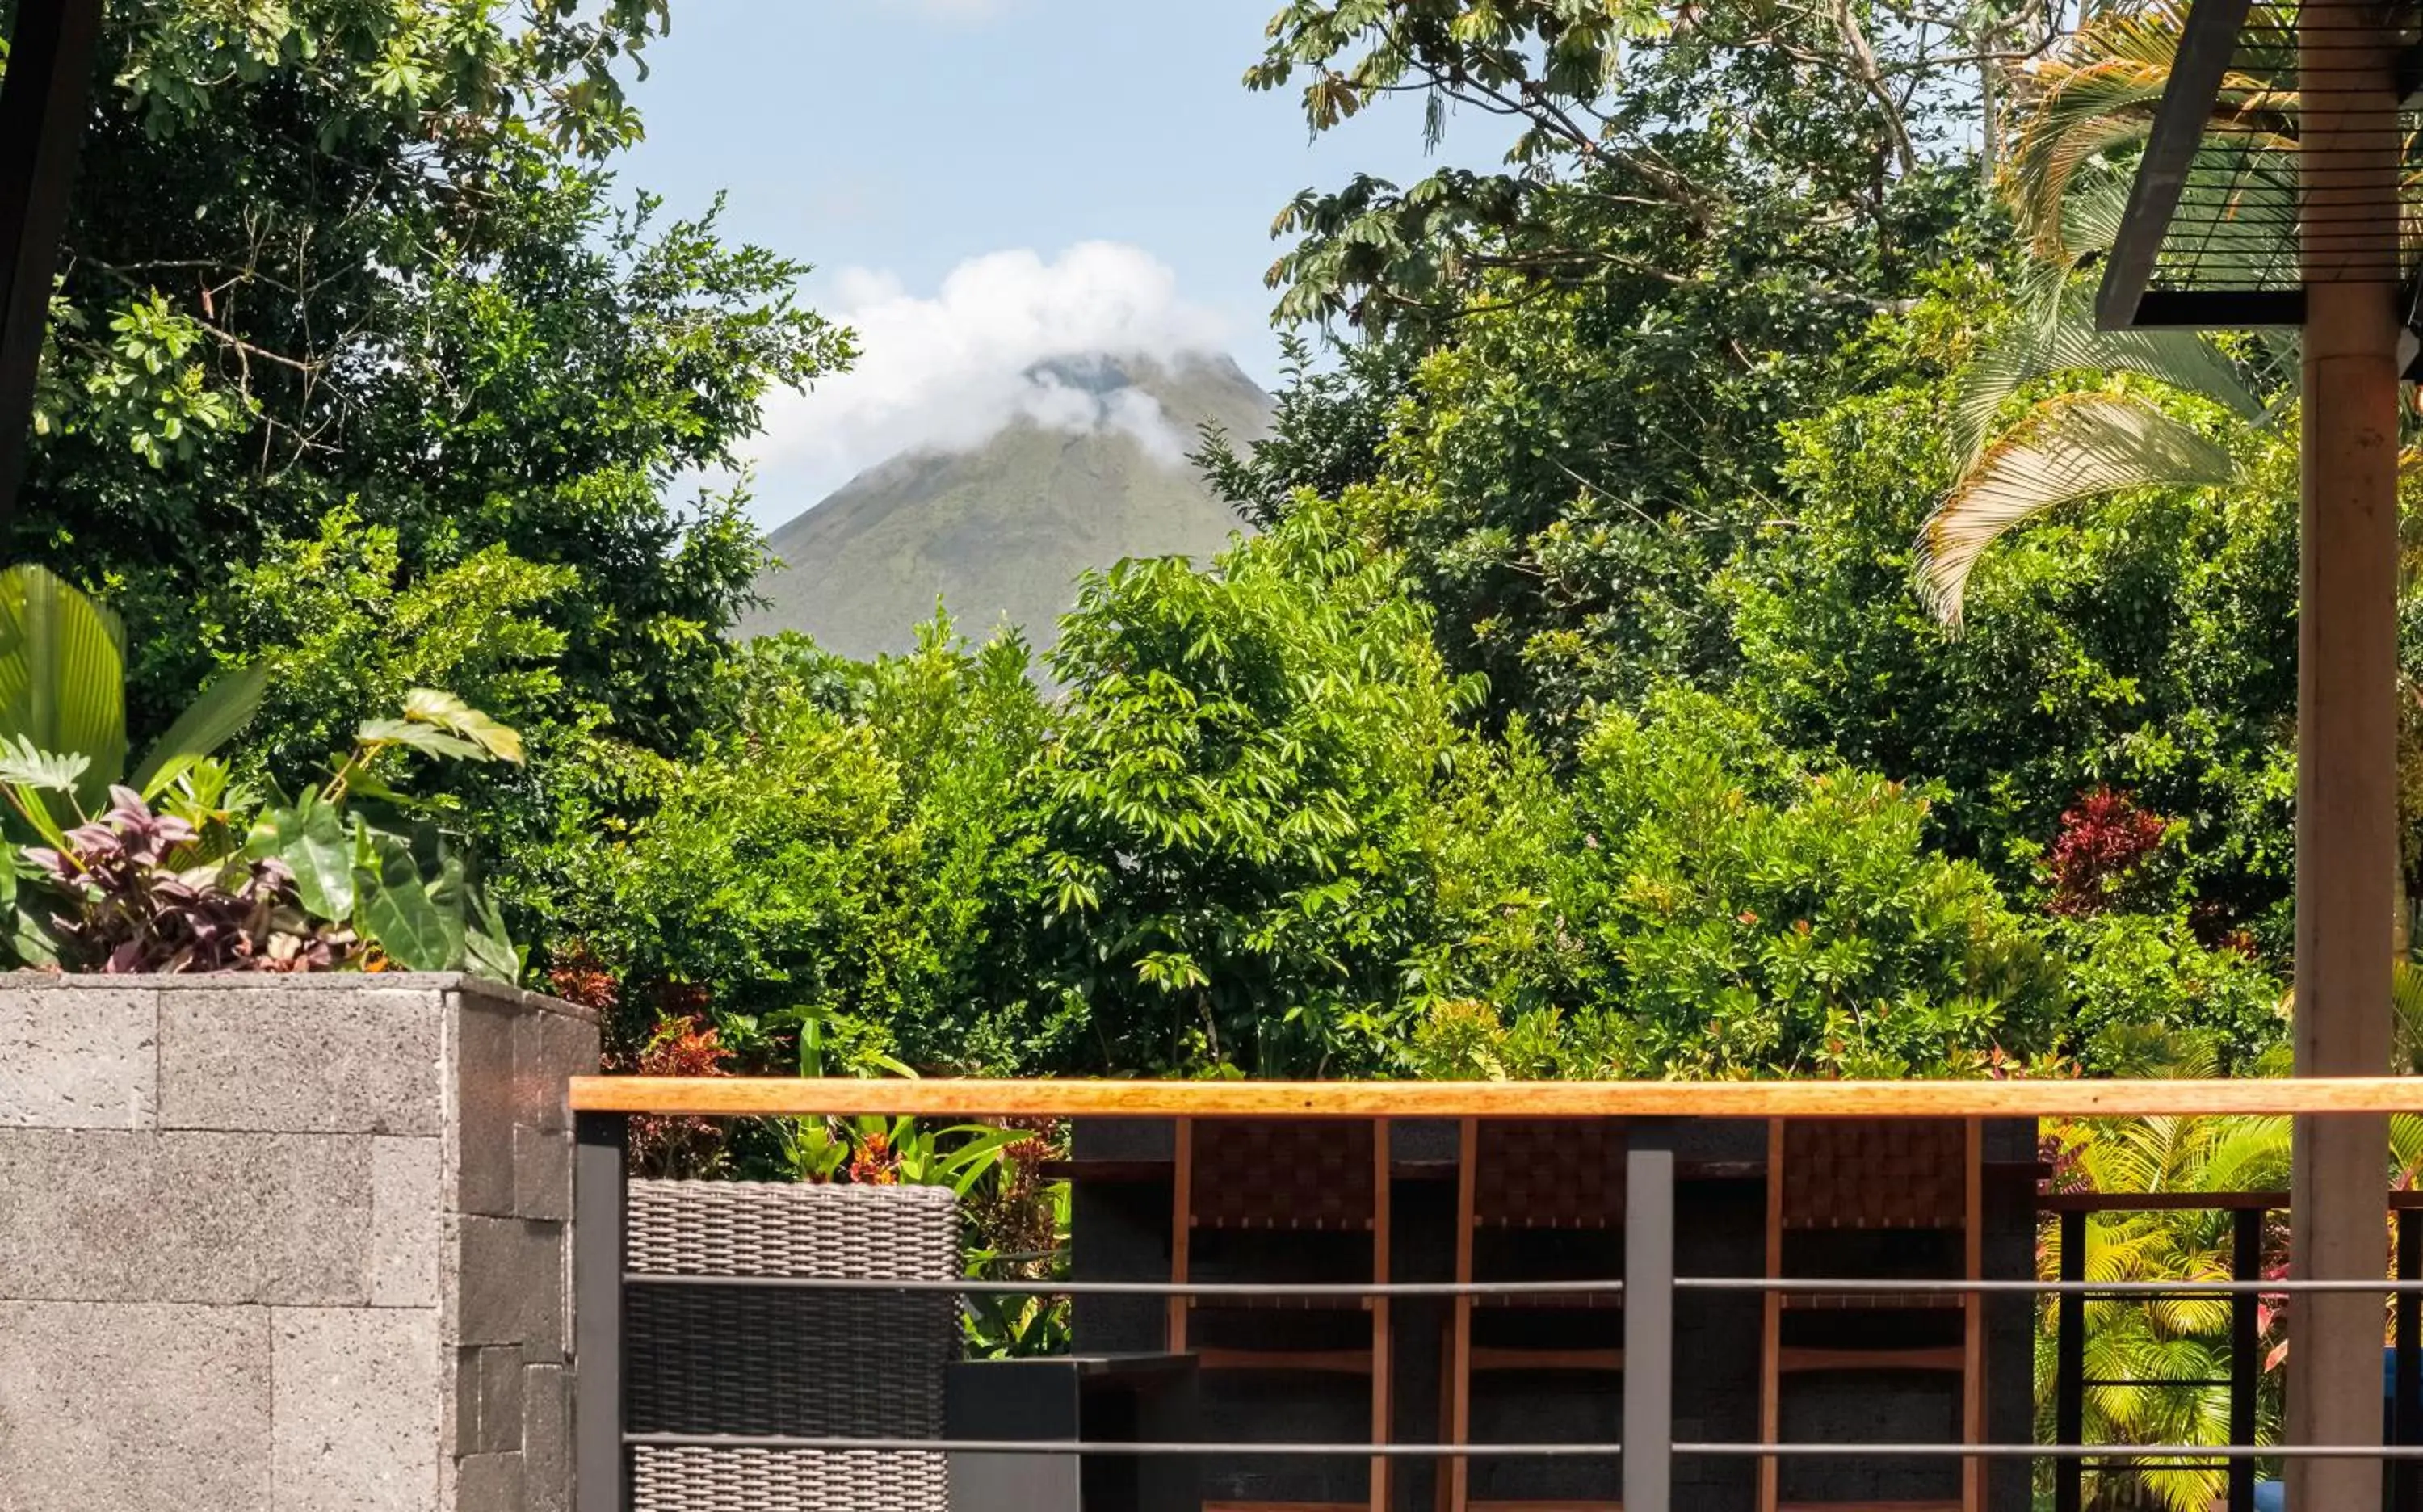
[0,0,104,523]
[565,1076,2423,1119]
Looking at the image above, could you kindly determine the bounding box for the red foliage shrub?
[545,943,618,1014]
[2044,788,2171,918]
[623,1014,733,1178]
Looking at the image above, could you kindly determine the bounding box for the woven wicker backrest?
[1189,1119,1376,1229]
[625,1180,959,1512]
[1473,1119,1627,1228]
[1779,1119,1968,1231]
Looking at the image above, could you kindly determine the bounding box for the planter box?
[0,972,598,1512]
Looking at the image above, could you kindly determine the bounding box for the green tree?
[15,0,851,756]
[561,624,1056,1072]
[1033,502,1503,1075]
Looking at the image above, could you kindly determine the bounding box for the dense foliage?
[23,0,2381,1476]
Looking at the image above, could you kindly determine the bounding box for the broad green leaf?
[355,718,489,762]
[11,904,62,968]
[401,688,524,764]
[464,888,520,985]
[250,796,355,923]
[134,663,269,800]
[355,831,466,971]
[0,565,128,806]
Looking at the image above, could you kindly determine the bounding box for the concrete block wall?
[0,972,597,1512]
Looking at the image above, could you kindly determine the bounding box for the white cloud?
[742,242,1231,518]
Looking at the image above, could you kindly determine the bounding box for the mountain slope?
[741,353,1272,659]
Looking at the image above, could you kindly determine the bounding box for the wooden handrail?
[566,1075,2423,1119]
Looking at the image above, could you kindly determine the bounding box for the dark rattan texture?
[626,1181,958,1512]
[632,1447,947,1512]
[1189,1119,1377,1230]
[1780,1119,1968,1231]
[1473,1119,1628,1228]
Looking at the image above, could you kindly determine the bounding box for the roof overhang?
[2098,0,2418,331]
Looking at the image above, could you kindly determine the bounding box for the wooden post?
[0,0,105,526]
[1371,1117,1392,1512]
[2291,0,2400,1498]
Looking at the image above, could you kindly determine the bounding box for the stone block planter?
[0,972,597,1512]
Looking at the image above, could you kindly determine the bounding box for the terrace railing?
[566,1076,2423,1512]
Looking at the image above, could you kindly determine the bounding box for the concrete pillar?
[2290,2,2400,1496]
[0,974,598,1512]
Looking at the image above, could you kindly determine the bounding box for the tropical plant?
[0,563,267,813]
[13,783,345,973]
[240,690,526,978]
[5,687,527,979]
[1913,5,2287,626]
[2037,1104,2293,1512]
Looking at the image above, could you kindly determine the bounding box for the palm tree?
[2039,1086,2292,1512]
[1913,2,2295,628]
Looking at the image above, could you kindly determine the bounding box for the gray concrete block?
[272,1306,440,1512]
[518,1005,597,1135]
[514,1123,571,1221]
[0,1300,271,1512]
[0,1130,370,1304]
[455,1345,525,1455]
[453,1000,522,1216]
[372,1136,441,1308]
[162,987,443,1135]
[0,985,156,1129]
[521,1362,573,1512]
[452,1452,525,1512]
[454,1215,565,1362]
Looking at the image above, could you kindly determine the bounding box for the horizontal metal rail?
[612,1434,2423,1461]
[622,1434,1622,1456]
[623,1273,1622,1298]
[620,1271,2423,1297]
[1681,1276,2423,1295]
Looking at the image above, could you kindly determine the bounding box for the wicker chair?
[1169,1117,1393,1512]
[1442,1118,1628,1512]
[1757,1119,1983,1512]
[624,1179,960,1512]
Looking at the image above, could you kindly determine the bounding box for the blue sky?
[618,0,1502,523]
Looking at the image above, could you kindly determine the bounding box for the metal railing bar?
[618,1270,2423,1296]
[620,1434,1622,1457]
[613,1434,2423,1461]
[1676,1443,2423,1460]
[621,1274,1624,1298]
[1677,1277,2423,1295]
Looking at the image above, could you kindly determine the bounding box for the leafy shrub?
[1560,687,2068,1077]
[3,688,526,980]
[21,786,338,973]
[2045,788,2176,918]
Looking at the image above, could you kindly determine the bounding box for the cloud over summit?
[747,242,1232,513]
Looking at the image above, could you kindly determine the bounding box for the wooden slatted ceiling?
[567,1075,2423,1118]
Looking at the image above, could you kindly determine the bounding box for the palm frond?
[1918,394,2239,628]
[1952,286,2266,469]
